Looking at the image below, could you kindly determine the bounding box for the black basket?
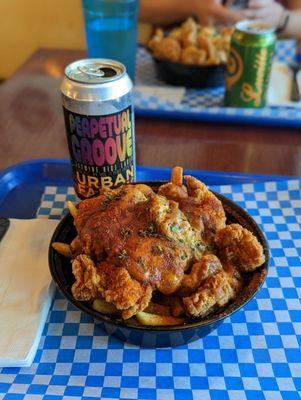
[154,58,226,88]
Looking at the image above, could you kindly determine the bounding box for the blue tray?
[134,41,301,128]
[0,159,293,219]
[1,158,301,400]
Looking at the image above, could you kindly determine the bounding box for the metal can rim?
[235,20,275,35]
[64,58,126,84]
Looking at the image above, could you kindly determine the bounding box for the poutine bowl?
[153,58,226,88]
[49,181,269,347]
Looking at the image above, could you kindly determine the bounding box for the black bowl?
[49,181,269,347]
[153,58,226,88]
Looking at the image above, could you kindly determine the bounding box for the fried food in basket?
[148,17,234,66]
[52,166,265,326]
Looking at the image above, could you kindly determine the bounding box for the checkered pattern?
[36,187,78,219]
[134,42,301,126]
[1,178,300,400]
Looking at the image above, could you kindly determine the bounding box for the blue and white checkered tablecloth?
[134,41,301,126]
[1,179,301,400]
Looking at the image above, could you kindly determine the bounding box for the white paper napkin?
[0,218,58,367]
[268,62,301,107]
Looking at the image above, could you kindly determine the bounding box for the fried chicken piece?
[180,46,207,66]
[71,255,152,319]
[72,254,100,301]
[169,27,182,43]
[157,166,187,202]
[158,182,188,202]
[158,171,225,246]
[153,37,181,63]
[149,194,206,262]
[199,27,216,37]
[148,19,231,67]
[181,17,198,47]
[148,28,164,53]
[74,184,153,260]
[214,224,265,272]
[198,34,216,60]
[74,188,117,231]
[216,50,228,64]
[116,234,187,295]
[180,175,226,243]
[183,264,242,318]
[177,254,223,296]
[72,184,199,313]
[98,261,152,319]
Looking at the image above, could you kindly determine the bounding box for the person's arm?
[139,0,192,24]
[282,10,301,38]
[279,0,301,37]
[139,0,243,25]
[243,0,301,38]
[285,0,301,10]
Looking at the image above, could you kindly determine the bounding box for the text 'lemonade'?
[61,59,135,199]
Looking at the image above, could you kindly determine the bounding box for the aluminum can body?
[224,21,276,108]
[61,58,135,199]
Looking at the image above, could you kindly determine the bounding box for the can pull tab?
[77,65,118,79]
[78,65,105,78]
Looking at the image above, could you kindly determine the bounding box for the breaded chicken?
[153,37,181,63]
[180,46,207,66]
[181,17,198,47]
[149,194,206,262]
[183,264,242,318]
[148,28,164,53]
[177,254,223,296]
[214,224,265,272]
[63,167,265,322]
[71,183,203,317]
[72,255,152,319]
[159,174,226,244]
[72,254,100,301]
[114,234,187,295]
[158,182,188,202]
[182,176,226,239]
[74,184,153,260]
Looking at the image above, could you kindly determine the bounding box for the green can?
[224,21,276,108]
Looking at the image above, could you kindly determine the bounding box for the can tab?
[78,65,117,79]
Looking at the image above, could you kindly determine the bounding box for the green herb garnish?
[137,257,148,273]
[151,244,164,255]
[170,224,178,233]
[121,227,132,239]
[118,249,128,262]
[181,252,188,260]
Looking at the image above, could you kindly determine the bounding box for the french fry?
[70,236,81,254]
[145,302,171,316]
[52,242,73,258]
[171,166,183,186]
[67,201,78,218]
[136,311,185,326]
[92,298,119,315]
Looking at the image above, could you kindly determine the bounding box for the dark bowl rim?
[48,180,269,333]
[152,53,227,70]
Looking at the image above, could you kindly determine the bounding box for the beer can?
[61,59,135,199]
[224,21,276,108]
